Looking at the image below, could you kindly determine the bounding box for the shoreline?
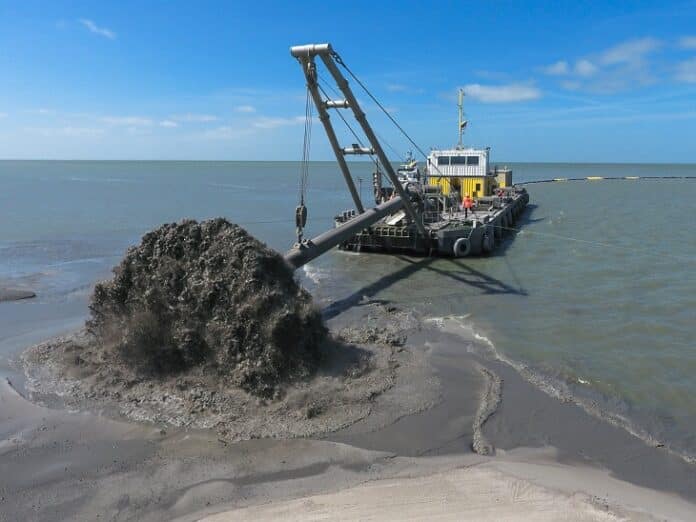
[201,449,696,521]
[3,298,696,519]
[19,302,441,443]
[435,315,696,465]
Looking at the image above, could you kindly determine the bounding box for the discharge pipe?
[284,196,405,270]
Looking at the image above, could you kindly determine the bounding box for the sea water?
[1,160,694,458]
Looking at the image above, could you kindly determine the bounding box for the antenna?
[457,88,467,149]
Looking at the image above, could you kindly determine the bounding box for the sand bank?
[201,453,696,521]
[6,303,696,520]
[20,302,440,441]
[5,375,696,522]
[0,287,36,302]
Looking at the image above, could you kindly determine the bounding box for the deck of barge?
[338,187,529,257]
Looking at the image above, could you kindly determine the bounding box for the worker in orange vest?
[463,194,473,218]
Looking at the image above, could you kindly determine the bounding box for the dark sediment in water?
[0,288,36,302]
[471,365,502,456]
[86,218,325,397]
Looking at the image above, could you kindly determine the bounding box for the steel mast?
[457,88,467,149]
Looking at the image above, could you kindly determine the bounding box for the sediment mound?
[86,218,326,397]
[22,221,439,441]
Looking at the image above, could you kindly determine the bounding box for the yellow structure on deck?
[428,173,494,198]
[426,149,512,199]
[426,90,513,200]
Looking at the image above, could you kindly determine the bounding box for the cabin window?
[476,183,481,191]
[437,156,450,166]
[450,156,467,165]
[467,156,480,166]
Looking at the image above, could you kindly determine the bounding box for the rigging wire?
[317,80,378,169]
[318,71,406,164]
[298,86,313,206]
[295,76,315,243]
[331,50,447,178]
[332,51,429,161]
[374,128,406,164]
[490,222,695,264]
[317,74,402,189]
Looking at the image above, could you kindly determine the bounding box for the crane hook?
[295,204,307,243]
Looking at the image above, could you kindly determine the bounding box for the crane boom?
[283,43,426,270]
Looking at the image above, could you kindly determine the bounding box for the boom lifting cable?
[317,75,406,164]
[331,50,447,178]
[296,78,314,243]
[318,74,394,202]
[317,74,406,198]
[321,52,696,262]
[317,80,379,170]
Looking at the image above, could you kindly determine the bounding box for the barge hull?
[337,187,529,258]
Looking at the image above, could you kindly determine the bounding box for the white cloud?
[0,112,7,118]
[234,105,256,113]
[560,80,581,91]
[386,83,408,92]
[464,84,541,103]
[675,58,696,83]
[385,83,424,94]
[679,36,696,49]
[541,61,569,75]
[598,37,661,65]
[79,19,116,40]
[26,126,104,137]
[551,38,662,94]
[574,59,598,77]
[126,127,151,136]
[159,120,179,128]
[26,108,55,115]
[201,126,255,140]
[199,114,306,141]
[251,116,305,129]
[171,113,219,122]
[101,116,153,126]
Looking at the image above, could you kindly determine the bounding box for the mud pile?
[86,218,325,397]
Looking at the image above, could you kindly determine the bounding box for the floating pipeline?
[519,175,696,185]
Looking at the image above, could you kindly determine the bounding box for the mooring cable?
[488,221,695,263]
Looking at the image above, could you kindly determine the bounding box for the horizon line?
[2,158,696,167]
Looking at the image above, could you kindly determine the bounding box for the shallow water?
[1,159,695,458]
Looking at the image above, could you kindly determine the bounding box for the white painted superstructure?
[426,148,490,178]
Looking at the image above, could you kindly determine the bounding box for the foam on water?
[302,263,327,286]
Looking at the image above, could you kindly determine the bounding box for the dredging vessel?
[284,43,528,270]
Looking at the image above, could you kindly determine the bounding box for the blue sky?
[1,0,696,162]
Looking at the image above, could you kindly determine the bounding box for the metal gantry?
[289,43,426,237]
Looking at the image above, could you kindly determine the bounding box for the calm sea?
[1,160,695,458]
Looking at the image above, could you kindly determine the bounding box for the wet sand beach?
[3,306,696,521]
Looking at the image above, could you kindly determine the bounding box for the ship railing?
[421,210,442,224]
